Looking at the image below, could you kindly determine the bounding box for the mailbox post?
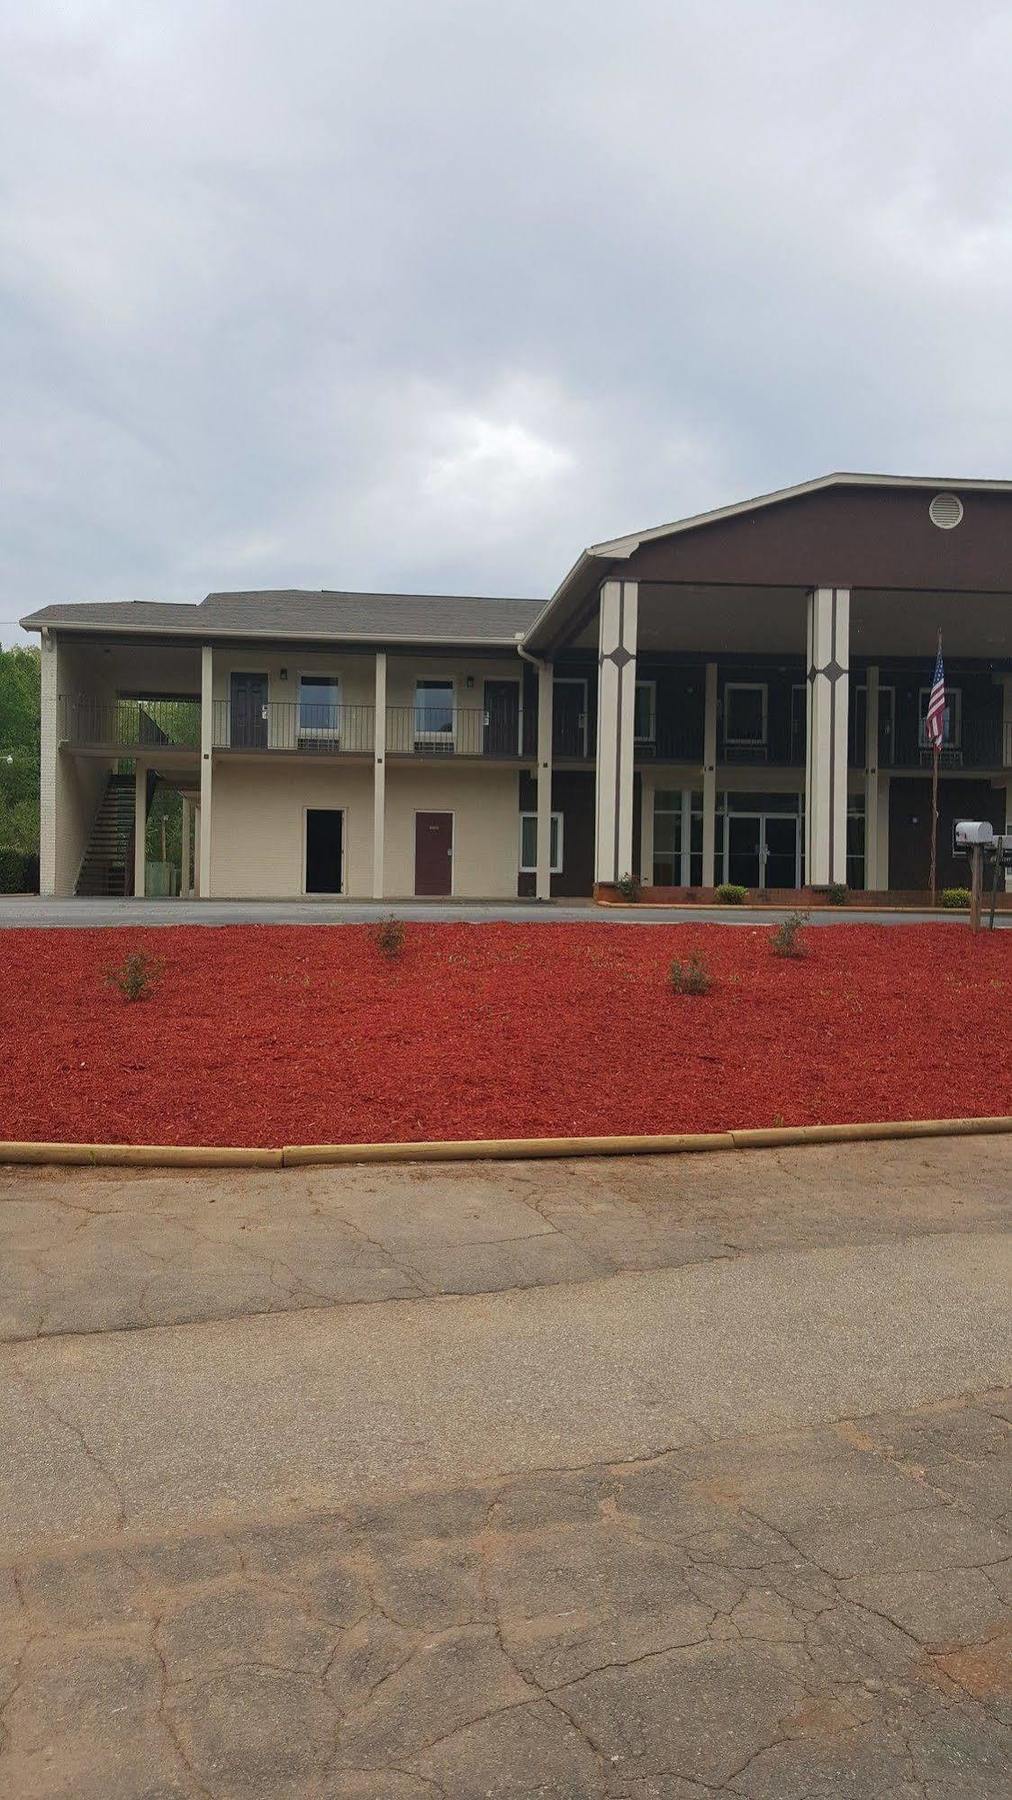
[954,821,995,932]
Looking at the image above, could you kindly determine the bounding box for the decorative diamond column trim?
[805,587,850,888]
[594,579,638,884]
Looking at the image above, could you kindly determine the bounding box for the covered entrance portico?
[522,475,1012,900]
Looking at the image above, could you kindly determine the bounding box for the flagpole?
[929,741,939,904]
[928,627,942,905]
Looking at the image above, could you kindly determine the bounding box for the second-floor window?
[415,679,454,739]
[299,675,340,736]
[918,685,961,747]
[634,680,656,743]
[724,682,768,746]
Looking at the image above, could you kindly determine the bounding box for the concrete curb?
[0,1115,1010,1170]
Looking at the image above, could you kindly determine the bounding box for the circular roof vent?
[929,491,963,529]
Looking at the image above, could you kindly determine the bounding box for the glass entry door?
[726,815,761,887]
[724,812,800,889]
[762,814,800,888]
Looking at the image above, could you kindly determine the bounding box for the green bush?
[374,914,406,957]
[714,883,747,905]
[0,848,39,893]
[826,883,847,905]
[670,952,713,996]
[106,950,163,1002]
[940,888,971,909]
[615,871,642,901]
[771,910,809,958]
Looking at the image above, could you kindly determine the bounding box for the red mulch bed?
[0,923,1009,1147]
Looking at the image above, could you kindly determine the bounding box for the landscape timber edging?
[0,1115,1010,1169]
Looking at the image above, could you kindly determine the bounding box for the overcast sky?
[2,1,1011,644]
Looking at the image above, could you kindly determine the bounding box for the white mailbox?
[954,820,995,847]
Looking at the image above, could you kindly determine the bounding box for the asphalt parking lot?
[1,1137,1009,1797]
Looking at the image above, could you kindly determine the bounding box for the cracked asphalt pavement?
[0,1138,1010,1797]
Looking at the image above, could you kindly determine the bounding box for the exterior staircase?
[75,773,136,896]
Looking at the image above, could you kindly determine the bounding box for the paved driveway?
[1,1139,1010,1797]
[3,894,1009,927]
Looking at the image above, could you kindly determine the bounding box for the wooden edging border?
[1,1115,1010,1170]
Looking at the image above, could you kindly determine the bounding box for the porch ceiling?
[567,583,1011,662]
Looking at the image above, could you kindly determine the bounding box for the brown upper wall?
[621,486,1012,592]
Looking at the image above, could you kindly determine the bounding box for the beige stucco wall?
[208,756,521,899]
[383,763,520,898]
[210,759,375,898]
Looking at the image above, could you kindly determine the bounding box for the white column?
[373,651,387,899]
[133,762,147,898]
[193,806,201,896]
[199,644,213,898]
[805,587,850,887]
[639,767,654,886]
[535,660,554,900]
[864,664,880,891]
[181,797,192,898]
[701,661,718,887]
[594,579,638,885]
[38,633,60,896]
[680,788,692,887]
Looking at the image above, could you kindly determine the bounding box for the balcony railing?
[212,699,376,753]
[59,696,201,750]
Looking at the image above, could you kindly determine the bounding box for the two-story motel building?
[21,473,1012,904]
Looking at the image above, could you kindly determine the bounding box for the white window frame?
[855,682,896,752]
[634,679,657,744]
[414,675,456,746]
[518,811,563,874]
[724,681,768,746]
[297,670,342,740]
[302,806,345,896]
[918,684,961,748]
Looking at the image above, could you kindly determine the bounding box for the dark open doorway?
[305,809,343,894]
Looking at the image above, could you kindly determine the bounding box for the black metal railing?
[212,699,376,752]
[59,696,201,750]
[846,718,1012,770]
[635,722,705,761]
[386,706,526,757]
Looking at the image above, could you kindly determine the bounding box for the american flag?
[925,640,946,750]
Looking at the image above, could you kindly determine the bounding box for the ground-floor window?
[847,794,866,890]
[305,808,343,893]
[653,789,703,886]
[519,811,563,873]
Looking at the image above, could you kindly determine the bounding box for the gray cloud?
[2,0,1011,642]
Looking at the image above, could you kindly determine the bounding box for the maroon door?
[414,812,453,895]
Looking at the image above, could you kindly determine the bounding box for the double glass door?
[726,812,800,889]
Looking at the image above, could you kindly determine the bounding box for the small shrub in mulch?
[670,951,713,995]
[616,872,642,901]
[715,883,748,905]
[826,883,848,905]
[373,915,407,958]
[941,888,971,909]
[771,911,810,959]
[106,950,163,1002]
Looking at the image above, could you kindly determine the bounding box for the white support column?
[38,632,60,896]
[701,661,718,887]
[373,651,387,899]
[805,587,850,887]
[680,788,692,887]
[199,644,213,898]
[639,768,655,886]
[535,660,554,900]
[181,798,192,898]
[134,762,147,898]
[864,664,880,891]
[193,806,201,896]
[594,579,638,885]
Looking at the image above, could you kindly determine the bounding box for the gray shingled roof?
[20,589,547,645]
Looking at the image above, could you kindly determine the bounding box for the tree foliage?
[0,646,41,853]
